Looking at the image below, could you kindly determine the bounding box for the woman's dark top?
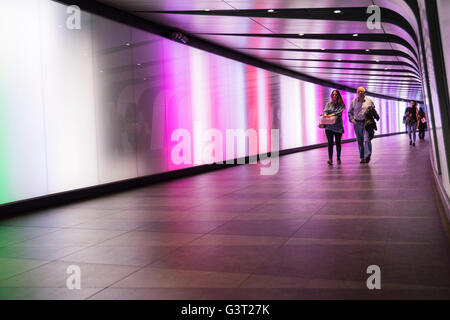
[418,109,425,119]
[405,107,418,125]
[418,109,427,128]
[323,102,345,134]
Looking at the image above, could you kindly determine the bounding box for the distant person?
[321,90,346,165]
[405,101,419,146]
[348,87,376,164]
[418,107,427,140]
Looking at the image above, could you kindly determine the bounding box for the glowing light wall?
[0,0,405,206]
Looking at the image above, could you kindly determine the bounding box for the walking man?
[348,87,376,163]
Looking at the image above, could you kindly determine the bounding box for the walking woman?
[418,107,427,140]
[322,90,346,165]
[405,100,419,146]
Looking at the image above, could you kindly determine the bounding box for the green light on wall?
[0,80,12,205]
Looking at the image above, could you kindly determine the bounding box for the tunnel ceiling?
[96,0,423,102]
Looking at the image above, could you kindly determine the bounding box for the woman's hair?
[411,100,417,108]
[331,90,345,108]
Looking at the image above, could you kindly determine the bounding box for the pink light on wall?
[246,65,259,156]
[207,54,229,163]
[257,68,271,154]
[301,81,318,146]
[163,39,193,171]
[340,90,355,140]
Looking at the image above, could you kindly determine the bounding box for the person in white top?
[348,87,376,163]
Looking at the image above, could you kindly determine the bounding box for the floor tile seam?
[234,277,450,291]
[108,265,255,290]
[0,228,141,284]
[64,244,191,299]
[130,231,214,272]
[124,214,292,291]
[311,215,434,219]
[0,223,63,231]
[236,236,295,290]
[294,201,331,235]
[0,217,120,230]
[283,238,432,246]
[1,227,63,247]
[237,201,329,289]
[50,224,153,262]
[81,228,223,299]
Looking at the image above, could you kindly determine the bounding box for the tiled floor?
[0,134,449,299]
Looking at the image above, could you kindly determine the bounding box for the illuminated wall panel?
[190,48,212,166]
[256,69,271,154]
[0,0,405,207]
[246,65,261,157]
[91,15,139,184]
[280,76,301,150]
[0,0,47,203]
[131,29,167,177]
[40,1,98,193]
[163,38,193,171]
[301,81,320,146]
[224,60,247,160]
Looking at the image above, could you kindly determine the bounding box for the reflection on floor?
[0,134,449,300]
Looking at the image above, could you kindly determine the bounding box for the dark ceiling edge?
[51,0,422,103]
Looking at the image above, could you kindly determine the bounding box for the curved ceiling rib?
[198,33,419,61]
[238,48,418,67]
[94,0,424,102]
